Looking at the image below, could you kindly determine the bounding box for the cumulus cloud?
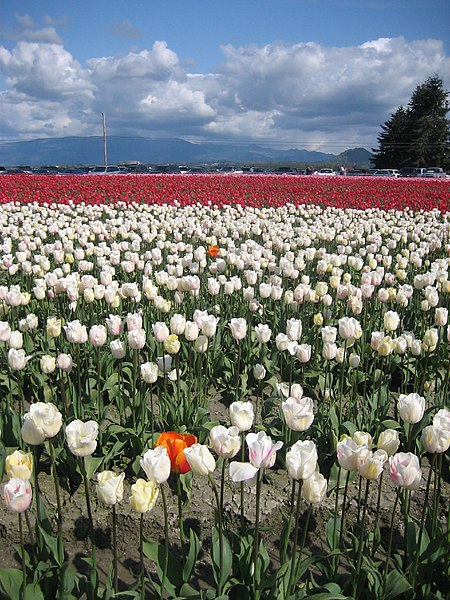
[0,29,449,150]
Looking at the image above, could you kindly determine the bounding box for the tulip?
[377,429,400,456]
[337,436,365,471]
[127,328,146,350]
[229,318,247,341]
[170,314,186,335]
[22,402,63,444]
[140,446,171,484]
[106,314,122,336]
[66,419,99,457]
[421,425,450,453]
[2,478,32,513]
[8,348,30,371]
[183,444,216,476]
[282,396,314,431]
[229,461,259,483]
[5,450,33,480]
[164,334,181,355]
[389,452,422,490]
[435,307,448,327]
[286,440,318,480]
[89,324,107,347]
[254,323,272,344]
[64,320,88,344]
[397,392,425,424]
[253,363,266,381]
[155,431,197,474]
[357,449,387,480]
[153,322,169,343]
[384,310,400,332]
[321,326,337,344]
[57,353,73,371]
[246,431,283,469]
[295,343,311,363]
[141,361,159,384]
[209,425,241,459]
[8,331,23,349]
[433,408,450,432]
[229,400,254,432]
[353,431,373,449]
[40,354,56,374]
[97,471,125,505]
[184,321,199,341]
[126,313,142,331]
[46,317,62,338]
[286,318,302,341]
[129,479,159,513]
[107,340,126,362]
[422,328,438,352]
[194,334,209,353]
[302,471,327,504]
[201,315,219,337]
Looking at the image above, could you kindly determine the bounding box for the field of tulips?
[0,174,449,600]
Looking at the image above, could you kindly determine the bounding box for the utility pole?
[102,112,108,166]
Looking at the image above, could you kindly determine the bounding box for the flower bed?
[0,178,449,599]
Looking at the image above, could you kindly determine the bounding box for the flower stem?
[353,478,370,597]
[382,487,401,597]
[411,453,435,589]
[176,475,186,558]
[288,479,303,596]
[112,505,118,594]
[18,512,26,600]
[252,469,263,600]
[48,440,64,564]
[160,485,169,599]
[140,513,145,600]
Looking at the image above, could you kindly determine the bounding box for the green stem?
[160,486,169,599]
[48,440,64,564]
[411,453,435,589]
[252,469,263,600]
[140,513,145,600]
[288,479,303,596]
[382,488,401,598]
[112,505,118,594]
[339,470,351,549]
[209,474,224,594]
[19,512,26,600]
[177,476,186,558]
[353,478,370,597]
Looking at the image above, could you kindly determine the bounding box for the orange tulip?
[155,432,198,474]
[207,245,220,258]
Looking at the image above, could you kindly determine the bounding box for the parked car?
[422,167,447,178]
[374,169,401,178]
[88,165,123,174]
[315,168,336,176]
[399,167,427,178]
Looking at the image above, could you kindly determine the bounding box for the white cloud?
[0,32,449,151]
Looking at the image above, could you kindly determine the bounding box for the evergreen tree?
[372,75,450,170]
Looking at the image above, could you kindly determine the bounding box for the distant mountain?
[335,147,374,167]
[0,135,373,167]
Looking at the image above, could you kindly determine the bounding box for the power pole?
[102,112,108,166]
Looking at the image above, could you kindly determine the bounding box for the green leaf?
[305,593,348,600]
[381,419,401,430]
[384,569,412,600]
[0,567,23,600]
[83,456,103,481]
[143,539,182,596]
[183,528,200,583]
[211,527,233,588]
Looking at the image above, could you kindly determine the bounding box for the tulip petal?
[229,461,259,482]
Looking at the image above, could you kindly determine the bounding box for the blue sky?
[1,0,449,152]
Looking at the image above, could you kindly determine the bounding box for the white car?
[315,168,336,176]
[374,169,401,178]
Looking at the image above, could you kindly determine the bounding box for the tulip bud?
[129,479,159,513]
[97,471,125,505]
[229,401,254,432]
[302,471,327,504]
[3,478,32,513]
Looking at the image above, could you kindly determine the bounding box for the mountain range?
[0,135,373,167]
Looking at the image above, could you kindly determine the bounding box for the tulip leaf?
[0,567,23,599]
[383,570,412,600]
[82,456,103,481]
[182,528,200,583]
[211,526,233,588]
[143,539,182,596]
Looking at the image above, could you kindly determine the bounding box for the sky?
[1,0,449,153]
